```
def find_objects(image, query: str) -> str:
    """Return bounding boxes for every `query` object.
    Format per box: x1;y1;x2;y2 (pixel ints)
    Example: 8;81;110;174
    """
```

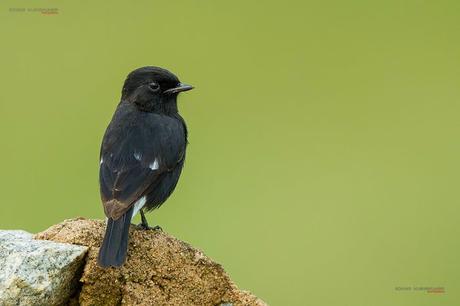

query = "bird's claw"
136;223;162;231
152;225;162;231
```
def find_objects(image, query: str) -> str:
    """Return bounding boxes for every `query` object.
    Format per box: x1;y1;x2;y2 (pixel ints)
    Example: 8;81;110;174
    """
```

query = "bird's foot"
137;209;162;231
152;225;162;231
136;223;162;231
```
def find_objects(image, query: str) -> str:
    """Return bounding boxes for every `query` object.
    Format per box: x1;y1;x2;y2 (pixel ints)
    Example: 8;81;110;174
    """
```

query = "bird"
97;66;193;267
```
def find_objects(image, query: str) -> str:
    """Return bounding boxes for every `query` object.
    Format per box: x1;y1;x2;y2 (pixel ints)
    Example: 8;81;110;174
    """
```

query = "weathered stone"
35;218;266;306
0;230;88;306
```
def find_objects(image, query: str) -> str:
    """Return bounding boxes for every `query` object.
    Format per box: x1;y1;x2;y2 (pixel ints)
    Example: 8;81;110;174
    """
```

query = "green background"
1;1;459;305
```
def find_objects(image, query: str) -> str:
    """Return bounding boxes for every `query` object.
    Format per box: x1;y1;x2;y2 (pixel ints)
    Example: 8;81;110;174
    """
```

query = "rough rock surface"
0;230;88;306
35;218;266;306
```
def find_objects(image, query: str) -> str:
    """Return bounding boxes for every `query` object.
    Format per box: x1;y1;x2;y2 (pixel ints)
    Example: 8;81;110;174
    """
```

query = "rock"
35;218;266;306
0;230;88;306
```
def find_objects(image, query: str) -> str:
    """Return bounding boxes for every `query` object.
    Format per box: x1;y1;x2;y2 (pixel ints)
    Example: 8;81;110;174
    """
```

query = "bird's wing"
99;109;186;220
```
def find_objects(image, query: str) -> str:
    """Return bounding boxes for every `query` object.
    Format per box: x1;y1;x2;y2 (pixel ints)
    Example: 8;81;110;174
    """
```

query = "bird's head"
121;66;193;113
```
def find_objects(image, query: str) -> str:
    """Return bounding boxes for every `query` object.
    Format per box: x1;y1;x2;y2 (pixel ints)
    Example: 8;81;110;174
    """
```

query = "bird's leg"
137;209;162;231
140;209;149;228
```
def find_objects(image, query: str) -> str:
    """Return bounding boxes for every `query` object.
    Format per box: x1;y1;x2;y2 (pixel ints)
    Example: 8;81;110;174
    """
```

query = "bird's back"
99;101;187;219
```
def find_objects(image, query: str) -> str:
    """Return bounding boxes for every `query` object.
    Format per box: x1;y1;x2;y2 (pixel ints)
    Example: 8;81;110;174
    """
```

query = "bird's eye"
148;82;160;92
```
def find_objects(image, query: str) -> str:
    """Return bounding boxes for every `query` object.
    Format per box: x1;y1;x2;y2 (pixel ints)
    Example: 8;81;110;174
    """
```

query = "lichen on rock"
34;218;266;306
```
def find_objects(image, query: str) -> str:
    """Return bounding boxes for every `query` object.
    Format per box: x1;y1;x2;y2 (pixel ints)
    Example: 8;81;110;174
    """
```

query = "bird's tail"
98;206;134;267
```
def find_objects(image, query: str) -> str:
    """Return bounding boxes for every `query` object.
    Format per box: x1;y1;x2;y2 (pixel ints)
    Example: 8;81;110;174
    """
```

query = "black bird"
97;66;193;267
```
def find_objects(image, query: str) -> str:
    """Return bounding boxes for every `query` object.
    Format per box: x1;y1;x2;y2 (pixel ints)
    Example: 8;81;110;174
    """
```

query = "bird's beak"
164;83;194;94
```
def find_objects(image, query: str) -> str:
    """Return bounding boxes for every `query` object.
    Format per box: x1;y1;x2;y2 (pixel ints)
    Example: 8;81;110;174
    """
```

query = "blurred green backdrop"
1;1;459;305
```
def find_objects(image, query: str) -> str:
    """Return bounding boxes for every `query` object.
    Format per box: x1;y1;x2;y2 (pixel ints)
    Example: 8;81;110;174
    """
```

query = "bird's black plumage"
97;66;193;267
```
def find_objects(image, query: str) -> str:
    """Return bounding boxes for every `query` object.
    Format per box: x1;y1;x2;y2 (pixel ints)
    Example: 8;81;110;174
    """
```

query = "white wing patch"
149;158;159;170
132;196;146;220
100;157;103;165
134;152;142;161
